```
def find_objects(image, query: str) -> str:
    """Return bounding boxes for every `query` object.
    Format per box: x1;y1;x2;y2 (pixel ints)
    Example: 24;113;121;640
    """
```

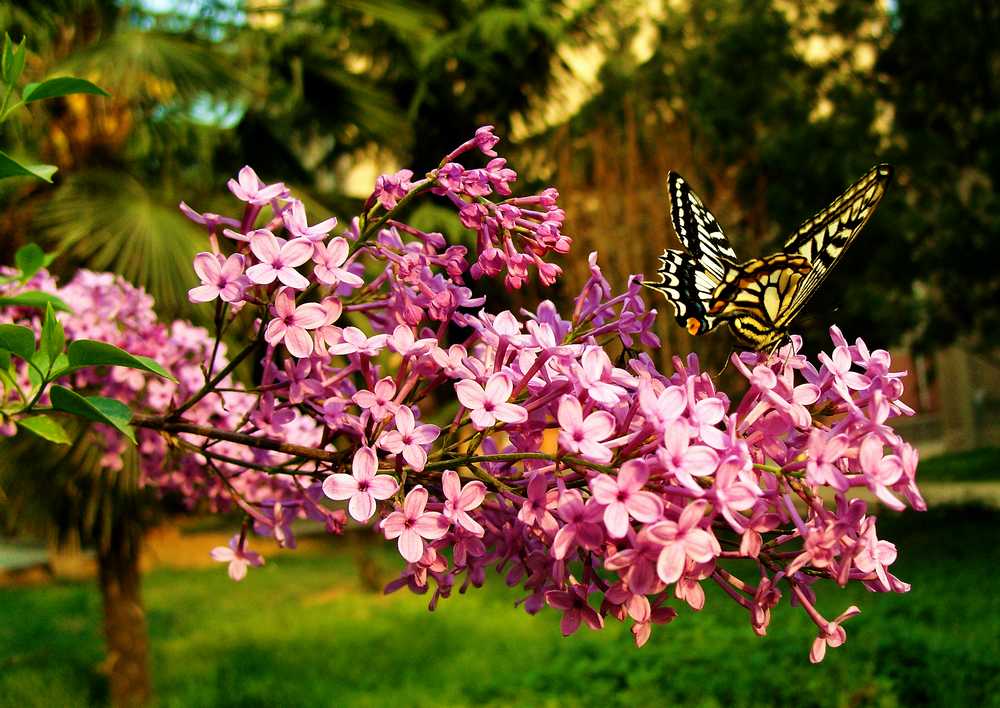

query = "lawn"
1;504;998;708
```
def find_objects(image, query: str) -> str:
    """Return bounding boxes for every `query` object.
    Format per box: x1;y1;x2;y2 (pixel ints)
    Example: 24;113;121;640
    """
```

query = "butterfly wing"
707;254;812;350
778;163;893;326
644;249;723;336
644;172;740;335
667;171;739;280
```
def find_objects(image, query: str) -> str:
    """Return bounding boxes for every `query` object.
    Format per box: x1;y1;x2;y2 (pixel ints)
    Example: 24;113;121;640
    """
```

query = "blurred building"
893;347;1000;456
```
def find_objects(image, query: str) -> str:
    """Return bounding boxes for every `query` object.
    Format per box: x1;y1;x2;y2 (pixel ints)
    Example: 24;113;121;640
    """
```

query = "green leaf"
0;349;10;371
64;340;177;382
0;150;57;182
22;77;110;103
14;243;45;282
0;324;35;360
0;290;72;312
40;304;65;364
49;385;135;443
17;414;71;444
2;34;26;87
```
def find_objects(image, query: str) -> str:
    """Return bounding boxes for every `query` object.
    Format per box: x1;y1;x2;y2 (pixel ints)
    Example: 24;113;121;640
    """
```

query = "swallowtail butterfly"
642;164;893;351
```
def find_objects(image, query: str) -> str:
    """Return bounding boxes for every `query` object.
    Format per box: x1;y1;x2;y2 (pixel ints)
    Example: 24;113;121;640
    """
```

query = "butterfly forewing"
779;163;893;324
667;172;738;280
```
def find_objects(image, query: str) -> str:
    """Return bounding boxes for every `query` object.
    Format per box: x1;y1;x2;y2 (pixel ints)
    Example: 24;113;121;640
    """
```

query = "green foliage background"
0;0;995;359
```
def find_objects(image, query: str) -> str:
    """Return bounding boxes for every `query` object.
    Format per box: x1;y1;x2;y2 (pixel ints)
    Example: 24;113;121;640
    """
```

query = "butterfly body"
643;164;892;351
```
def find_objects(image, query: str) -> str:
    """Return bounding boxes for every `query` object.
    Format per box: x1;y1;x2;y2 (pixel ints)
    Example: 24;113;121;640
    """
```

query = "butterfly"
642;164;893;351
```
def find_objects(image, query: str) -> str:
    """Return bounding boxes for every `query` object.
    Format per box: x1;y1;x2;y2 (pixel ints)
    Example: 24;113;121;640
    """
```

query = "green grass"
2;505;999;708
919;446;1000;482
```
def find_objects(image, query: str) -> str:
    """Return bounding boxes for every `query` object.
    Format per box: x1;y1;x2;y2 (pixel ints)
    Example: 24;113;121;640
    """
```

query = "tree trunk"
97;534;152;707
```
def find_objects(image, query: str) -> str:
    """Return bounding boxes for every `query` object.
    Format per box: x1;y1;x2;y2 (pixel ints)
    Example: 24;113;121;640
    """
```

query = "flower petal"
348;492;375;522
413;511;448;539
398;529;424;563
368;475;399;500
323;473;359;500
281;238;315;267
283;326;314;358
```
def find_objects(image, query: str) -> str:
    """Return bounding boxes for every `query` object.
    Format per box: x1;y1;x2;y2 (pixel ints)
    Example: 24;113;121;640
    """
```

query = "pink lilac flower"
327;327;389;357
322;446;398;522
210;535;264;581
639;383;686;429
551;489;604;560
179;202;240;231
264;287;327;357
246;231;314;289
441;469;487;536
590;460;663;538
647;500;719;584
227;166;286;205
381;485;448;563
805;430;851;491
556;395;616;463
387;324;436;357
810;605;860;664
858;435;905;511
854;518;898;589
378;406;440;472
373;169;413;209
575;346;628;405
545;583;604;636
710;457;760;531
188;253;246;303
454;373;527;429
517;473;558;535
474;125;499;156
352;377;399;420
604;527;664;596
656;420;719;493
313;237;364;288
282;199;338;241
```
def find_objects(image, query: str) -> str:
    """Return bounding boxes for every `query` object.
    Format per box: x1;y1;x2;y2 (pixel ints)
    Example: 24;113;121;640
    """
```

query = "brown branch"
132;413;348;465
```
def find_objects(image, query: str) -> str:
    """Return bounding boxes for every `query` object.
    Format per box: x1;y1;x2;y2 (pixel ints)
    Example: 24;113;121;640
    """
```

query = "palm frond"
36;169;207;317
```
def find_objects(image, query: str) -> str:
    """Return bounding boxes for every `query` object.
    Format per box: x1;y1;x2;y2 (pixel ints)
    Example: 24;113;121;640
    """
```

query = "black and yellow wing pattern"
643;164;893;350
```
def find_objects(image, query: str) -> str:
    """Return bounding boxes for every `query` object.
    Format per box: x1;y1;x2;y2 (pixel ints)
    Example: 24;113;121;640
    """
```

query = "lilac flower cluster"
0;269;346;540
1;127;926;662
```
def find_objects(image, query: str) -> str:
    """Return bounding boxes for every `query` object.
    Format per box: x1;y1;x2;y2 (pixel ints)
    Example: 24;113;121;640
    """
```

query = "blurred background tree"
1;2;998;704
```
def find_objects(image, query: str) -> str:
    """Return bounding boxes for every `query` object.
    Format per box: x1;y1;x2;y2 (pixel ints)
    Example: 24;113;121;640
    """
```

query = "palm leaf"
36;169;207;317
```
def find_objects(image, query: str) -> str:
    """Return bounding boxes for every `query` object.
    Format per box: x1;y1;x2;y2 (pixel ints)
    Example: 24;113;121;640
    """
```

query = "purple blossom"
556;395;616;463
246;231;313;289
264;286;327;357
381;485;448;563
378;407;440;472
282;199;338;241
210;535;264;581
227;166;286;205
313;237;364;288
323;446;398;522
647;500;719;584
455;373;527;429
590;461;664;538
441;470;487;536
189;252;246;303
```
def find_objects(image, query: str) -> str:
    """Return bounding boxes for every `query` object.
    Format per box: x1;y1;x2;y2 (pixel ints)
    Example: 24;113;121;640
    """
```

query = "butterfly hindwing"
667;172;738;280
707;254;812;350
644;249;722;336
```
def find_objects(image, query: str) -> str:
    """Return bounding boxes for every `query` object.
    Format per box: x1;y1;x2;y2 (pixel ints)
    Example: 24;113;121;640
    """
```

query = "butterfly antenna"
713;349;733;377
